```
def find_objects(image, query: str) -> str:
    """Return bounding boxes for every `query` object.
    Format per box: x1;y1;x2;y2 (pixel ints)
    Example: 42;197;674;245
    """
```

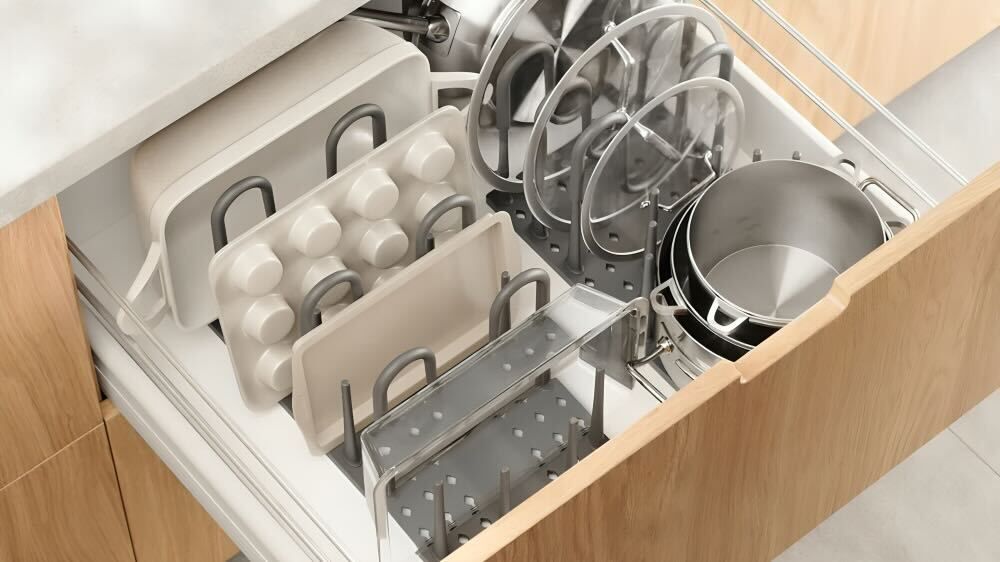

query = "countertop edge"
0;1;366;230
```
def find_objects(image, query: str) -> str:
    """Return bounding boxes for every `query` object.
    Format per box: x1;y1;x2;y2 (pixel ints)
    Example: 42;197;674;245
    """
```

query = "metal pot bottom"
705;243;839;320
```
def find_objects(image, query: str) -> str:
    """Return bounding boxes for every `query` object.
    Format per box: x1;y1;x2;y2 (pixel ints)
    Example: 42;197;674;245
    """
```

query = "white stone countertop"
0;0;365;228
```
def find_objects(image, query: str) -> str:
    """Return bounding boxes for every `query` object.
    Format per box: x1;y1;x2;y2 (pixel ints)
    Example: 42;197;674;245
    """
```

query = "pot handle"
116;242;168;335
706;298;747;335
838;158;919;226
859;177;919;227
650;279;688;317
633;280;683;367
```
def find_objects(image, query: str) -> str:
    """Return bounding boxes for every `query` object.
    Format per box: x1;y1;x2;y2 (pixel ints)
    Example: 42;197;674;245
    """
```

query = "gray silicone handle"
488;268;551;341
298;269;364;336
414;194;476;259
325;103;388;178
211;176;277;253
495;43;554;178
372;347;438;419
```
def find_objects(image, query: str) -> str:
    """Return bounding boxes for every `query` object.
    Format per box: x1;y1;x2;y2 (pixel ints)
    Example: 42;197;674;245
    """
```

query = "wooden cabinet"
0;198;236;562
103;402;239;562
0;426;135;562
0;198;102;487
452;165;1000;560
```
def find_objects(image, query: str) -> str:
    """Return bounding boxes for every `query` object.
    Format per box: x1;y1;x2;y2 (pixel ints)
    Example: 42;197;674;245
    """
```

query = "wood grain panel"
712;0;1000;137
0;425;135;562
102;402;239;562
453;164;1000;560
0;197;101;488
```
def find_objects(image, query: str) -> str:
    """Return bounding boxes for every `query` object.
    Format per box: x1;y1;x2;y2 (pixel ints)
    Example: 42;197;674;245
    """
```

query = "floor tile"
951;389;1000;475
776;430;1000;562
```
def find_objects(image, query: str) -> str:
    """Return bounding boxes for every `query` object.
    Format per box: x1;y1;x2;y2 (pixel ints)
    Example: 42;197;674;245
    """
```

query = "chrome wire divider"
751;0;967;187
697;0;939;207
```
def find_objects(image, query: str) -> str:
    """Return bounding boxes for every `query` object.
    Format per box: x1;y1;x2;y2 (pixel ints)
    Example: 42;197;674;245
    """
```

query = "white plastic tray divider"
209;105;483;409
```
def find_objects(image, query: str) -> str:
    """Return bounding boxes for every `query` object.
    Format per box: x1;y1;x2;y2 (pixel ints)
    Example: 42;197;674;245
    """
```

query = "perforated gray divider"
392;378;595;558
486;152;710;304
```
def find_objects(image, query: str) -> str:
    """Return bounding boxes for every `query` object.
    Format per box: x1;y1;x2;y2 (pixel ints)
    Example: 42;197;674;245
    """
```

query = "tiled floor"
778;29;1000;561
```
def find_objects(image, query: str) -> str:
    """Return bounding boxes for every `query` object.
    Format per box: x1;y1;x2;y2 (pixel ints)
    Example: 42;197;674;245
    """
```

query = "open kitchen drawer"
55;1;997;560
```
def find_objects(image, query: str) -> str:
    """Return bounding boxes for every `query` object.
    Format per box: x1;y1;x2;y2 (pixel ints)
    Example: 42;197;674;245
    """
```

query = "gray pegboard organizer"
416;434;594;560
387;378;596;559
275;393;369;491
487;192;678;303
488;190;644;303
487;149;713;304
363;310;587;475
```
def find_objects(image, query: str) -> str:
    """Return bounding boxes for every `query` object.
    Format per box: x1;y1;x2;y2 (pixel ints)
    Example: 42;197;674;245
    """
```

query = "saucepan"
686;158;888;336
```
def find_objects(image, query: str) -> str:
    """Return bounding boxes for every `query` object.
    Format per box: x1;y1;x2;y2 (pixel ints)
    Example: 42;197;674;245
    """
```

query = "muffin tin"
208;106;485;408
292;212;521;452
121;21;476;332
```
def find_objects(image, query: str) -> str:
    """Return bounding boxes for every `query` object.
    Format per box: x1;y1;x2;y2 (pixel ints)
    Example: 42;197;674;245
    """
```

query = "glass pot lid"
466;0;700;193
581;76;745;261
520;3;729;230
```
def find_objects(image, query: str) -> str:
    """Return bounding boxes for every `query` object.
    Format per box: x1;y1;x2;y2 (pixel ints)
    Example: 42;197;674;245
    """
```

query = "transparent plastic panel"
361;285;629;478
361;286;659;561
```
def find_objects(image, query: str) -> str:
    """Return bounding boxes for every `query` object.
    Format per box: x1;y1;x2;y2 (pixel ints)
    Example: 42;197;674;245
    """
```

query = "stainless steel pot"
648;201;749;378
687;159;886;332
662;203;767;350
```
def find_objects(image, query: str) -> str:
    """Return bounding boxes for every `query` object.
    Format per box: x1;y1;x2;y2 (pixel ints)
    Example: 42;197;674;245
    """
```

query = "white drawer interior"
58;11;946;561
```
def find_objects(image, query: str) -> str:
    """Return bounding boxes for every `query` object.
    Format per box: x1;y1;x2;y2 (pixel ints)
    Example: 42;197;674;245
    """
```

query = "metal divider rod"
697;0;939;206
752;0;966;186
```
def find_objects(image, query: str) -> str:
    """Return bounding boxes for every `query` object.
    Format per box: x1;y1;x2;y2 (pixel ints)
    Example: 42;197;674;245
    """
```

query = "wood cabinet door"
450;165;1000;561
0;198;101;487
103;402;240;562
0;426;135;562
